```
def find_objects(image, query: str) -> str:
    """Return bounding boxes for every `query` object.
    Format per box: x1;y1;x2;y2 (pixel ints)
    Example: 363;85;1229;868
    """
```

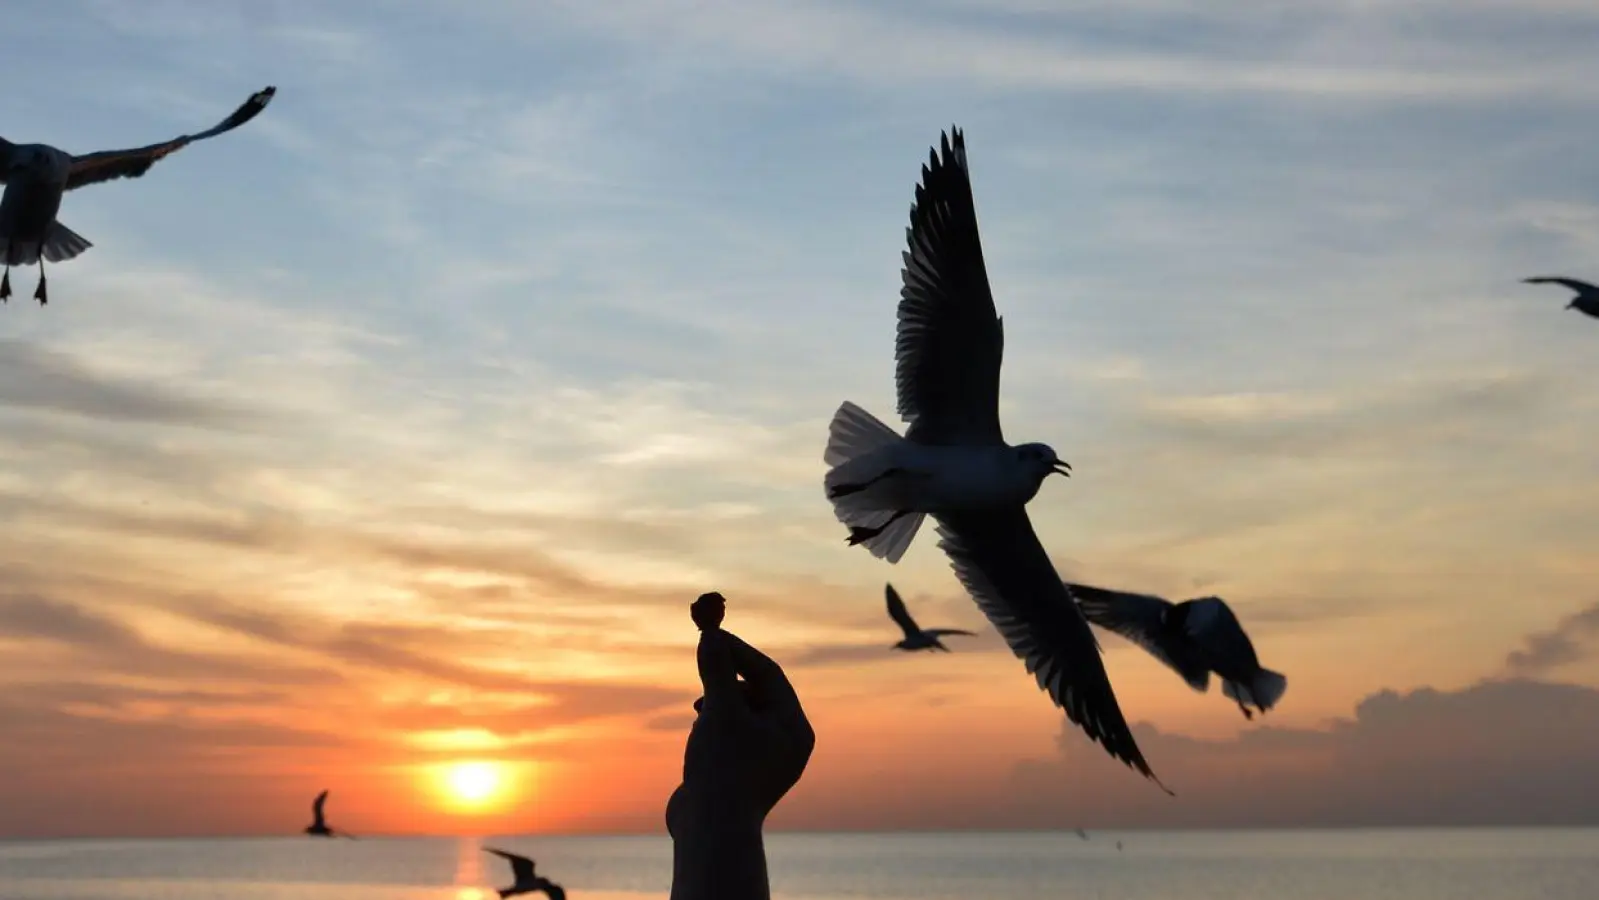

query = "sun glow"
430;760;513;813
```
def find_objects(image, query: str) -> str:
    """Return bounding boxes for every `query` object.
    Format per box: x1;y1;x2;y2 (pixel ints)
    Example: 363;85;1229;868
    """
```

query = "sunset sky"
5;0;1599;839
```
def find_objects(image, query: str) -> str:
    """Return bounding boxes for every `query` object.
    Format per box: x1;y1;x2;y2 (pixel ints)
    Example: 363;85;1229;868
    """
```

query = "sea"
0;828;1595;900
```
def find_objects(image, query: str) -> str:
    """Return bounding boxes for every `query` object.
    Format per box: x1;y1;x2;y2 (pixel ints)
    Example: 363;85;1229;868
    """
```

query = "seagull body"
485;848;565;899
303;789;353;839
822;128;1166;791
1523;276;1599;319
1069;583;1287;720
0;85;275;305
884;582;976;651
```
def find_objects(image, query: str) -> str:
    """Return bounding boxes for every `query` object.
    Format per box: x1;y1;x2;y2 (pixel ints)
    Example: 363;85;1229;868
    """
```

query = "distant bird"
1069;583;1287;720
884;583;976;652
1523;276;1599;319
0;85;276;305
1075;828;1089;840
303;789;353;839
485;848;565;900
821;127;1166;792
1116;841;1123;852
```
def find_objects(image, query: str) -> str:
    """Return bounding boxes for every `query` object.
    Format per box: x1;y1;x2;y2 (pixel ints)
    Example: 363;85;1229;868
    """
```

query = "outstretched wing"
310;789;328;826
923;628;977;637
1069;584;1213;692
485;847;536;883
1524;276;1598;294
936;510;1170;792
884;583;921;638
896;127;1006;446
65;86;275;191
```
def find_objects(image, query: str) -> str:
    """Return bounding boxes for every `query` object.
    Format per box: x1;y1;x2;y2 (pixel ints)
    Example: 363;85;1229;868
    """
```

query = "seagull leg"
1237;700;1254;721
847;509;911;545
827;468;904;499
33;259;47;305
1;266;10;301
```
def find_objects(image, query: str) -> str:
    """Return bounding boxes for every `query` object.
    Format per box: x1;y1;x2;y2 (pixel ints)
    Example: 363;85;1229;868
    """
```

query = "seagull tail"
823;400;902;468
823;401;925;562
1223;668;1287;712
42;221;93;263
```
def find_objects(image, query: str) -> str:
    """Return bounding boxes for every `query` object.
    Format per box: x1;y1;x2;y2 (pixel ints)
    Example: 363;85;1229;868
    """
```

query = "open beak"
1050;460;1072;477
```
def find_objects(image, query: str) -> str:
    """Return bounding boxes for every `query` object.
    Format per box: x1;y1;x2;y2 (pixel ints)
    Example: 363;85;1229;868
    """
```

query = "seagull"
884;582;976;652
1523;276;1599;319
1075;828;1089;840
485;848;565;900
0;85;275;305
1069;583;1287;720
303;789;354;839
821;127;1167;792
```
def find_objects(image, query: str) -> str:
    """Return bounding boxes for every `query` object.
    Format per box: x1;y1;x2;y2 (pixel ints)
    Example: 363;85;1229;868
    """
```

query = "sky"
4;0;1599;838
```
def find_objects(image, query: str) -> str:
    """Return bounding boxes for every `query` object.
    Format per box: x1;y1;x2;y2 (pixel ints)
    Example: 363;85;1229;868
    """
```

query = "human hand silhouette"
668;592;815;900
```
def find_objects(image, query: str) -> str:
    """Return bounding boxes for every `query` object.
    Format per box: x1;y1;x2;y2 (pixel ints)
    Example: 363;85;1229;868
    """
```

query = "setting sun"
428;761;516;814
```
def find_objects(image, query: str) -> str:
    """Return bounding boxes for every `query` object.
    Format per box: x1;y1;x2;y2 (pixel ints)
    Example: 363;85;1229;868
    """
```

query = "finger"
695;629;748;717
721;632;795;703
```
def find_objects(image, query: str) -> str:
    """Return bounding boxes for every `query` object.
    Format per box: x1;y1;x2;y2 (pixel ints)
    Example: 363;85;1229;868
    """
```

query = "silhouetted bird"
884;583;975;651
1523;276;1599;319
822;127;1167;793
485;848;565;899
304;789;353;838
0;85;275;304
1075;828;1089;840
1069;583;1287;720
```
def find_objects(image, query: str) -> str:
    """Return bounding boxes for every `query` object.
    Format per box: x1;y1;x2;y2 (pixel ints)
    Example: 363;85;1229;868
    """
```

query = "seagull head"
1013;442;1070;481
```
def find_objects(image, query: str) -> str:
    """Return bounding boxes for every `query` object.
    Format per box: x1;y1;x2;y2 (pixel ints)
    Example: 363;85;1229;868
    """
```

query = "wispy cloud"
1504;602;1599;676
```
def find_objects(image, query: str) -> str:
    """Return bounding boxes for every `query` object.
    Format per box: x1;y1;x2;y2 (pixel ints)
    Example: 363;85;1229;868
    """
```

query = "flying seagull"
485;848;565;900
0;85;276;305
821;127;1168;792
1069;583;1287;720
884;582;975;652
1523;276;1599;319
304;789;354;839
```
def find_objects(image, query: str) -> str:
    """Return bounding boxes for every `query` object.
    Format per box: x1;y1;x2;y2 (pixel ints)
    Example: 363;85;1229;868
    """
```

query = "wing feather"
895;128;1005;446
1069;584;1213;692
936;511;1169;790
65;86;276;191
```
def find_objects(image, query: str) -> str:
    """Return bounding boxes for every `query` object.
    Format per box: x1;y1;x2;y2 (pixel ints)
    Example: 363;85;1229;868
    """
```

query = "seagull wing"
1070;584;1213;692
936;511;1169;790
896;127;1006;447
1181;597;1263;670
923;628;978;637
0;137;14;184
64;86;275;191
1523;276;1598;295
485;848;537;884
884;583;922;638
310;790;328;828
540;882;566;900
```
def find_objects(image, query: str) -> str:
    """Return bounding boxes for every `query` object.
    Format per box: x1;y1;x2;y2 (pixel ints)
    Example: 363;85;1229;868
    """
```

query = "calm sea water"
0;829;1594;900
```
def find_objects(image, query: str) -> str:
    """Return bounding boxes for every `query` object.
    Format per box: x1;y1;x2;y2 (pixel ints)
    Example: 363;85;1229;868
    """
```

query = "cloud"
998;679;1599;828
1504;602;1599;676
0;340;248;428
514;0;1599;103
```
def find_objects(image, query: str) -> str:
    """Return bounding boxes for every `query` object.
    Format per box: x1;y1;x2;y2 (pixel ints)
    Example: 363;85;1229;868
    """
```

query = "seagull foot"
846;525;883;545
1239;705;1254;721
0;270;9;301
33;277;46;305
826;467;903;500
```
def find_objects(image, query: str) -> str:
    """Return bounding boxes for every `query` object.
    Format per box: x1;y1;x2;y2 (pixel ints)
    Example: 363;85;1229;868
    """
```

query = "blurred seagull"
1523;276;1599;320
485;848;565;900
1069;583;1287;720
884;582;976;652
822;127;1167;792
304;789;354;839
0;85;275;304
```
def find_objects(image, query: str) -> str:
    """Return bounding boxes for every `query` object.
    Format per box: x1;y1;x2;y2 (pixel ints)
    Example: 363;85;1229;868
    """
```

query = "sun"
432;760;510;813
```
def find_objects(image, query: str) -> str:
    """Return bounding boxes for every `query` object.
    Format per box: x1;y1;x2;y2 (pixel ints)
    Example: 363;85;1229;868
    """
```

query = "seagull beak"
1050;460;1072;477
